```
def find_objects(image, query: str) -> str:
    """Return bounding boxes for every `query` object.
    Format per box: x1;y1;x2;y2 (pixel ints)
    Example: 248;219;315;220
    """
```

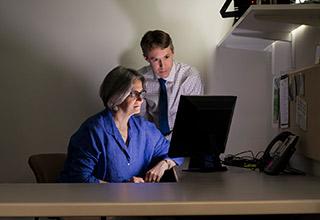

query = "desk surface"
1;167;320;217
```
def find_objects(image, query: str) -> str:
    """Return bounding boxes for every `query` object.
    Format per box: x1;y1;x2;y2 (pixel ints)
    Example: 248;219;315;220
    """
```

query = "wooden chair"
28;153;66;220
28;153;67;183
28;153;106;220
28;153;67;220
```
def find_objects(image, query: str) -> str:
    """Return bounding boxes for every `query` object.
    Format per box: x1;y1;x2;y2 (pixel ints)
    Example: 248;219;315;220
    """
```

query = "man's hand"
144;160;169;182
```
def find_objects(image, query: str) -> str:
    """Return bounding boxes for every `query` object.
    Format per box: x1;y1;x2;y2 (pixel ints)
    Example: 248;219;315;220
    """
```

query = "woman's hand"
145;160;169;182
128;176;145;183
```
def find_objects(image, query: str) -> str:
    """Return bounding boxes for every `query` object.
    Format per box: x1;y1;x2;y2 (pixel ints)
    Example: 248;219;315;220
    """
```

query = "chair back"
28;153;67;183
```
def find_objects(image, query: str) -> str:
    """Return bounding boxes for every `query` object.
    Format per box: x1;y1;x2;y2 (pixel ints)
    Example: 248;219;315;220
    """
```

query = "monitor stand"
183;154;228;172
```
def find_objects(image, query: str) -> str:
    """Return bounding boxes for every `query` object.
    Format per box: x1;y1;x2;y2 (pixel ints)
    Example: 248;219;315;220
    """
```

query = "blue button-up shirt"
60;109;177;183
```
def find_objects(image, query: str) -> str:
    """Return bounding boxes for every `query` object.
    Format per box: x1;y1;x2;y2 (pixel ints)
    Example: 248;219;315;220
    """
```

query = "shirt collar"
103;109;117;136
153;61;176;83
104;108;136;138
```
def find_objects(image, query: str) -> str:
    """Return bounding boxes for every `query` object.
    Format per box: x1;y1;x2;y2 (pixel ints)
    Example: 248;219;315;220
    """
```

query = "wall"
272;25;320;175
0;0;235;182
290;25;320;175
292;25;320;69
210;47;275;155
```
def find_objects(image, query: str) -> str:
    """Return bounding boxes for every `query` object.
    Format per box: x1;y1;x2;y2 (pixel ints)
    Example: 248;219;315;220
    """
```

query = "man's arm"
186;71;204;95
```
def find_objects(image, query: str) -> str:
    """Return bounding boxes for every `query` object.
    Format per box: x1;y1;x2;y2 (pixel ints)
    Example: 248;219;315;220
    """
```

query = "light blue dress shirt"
60;109;178;183
139;62;203;132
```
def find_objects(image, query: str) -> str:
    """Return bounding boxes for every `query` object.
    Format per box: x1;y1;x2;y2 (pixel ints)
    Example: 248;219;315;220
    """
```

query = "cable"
223;150;260;170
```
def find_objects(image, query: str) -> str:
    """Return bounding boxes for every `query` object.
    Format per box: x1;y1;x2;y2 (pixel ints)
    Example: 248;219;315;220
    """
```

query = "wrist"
161;160;170;170
164;159;173;170
165;159;177;169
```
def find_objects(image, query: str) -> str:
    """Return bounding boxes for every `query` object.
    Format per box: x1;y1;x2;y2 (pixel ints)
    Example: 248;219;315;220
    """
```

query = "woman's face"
118;79;145;116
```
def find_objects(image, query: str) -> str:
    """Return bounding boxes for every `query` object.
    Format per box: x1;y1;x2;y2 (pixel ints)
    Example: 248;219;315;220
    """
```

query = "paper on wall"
280;75;289;128
296;96;307;131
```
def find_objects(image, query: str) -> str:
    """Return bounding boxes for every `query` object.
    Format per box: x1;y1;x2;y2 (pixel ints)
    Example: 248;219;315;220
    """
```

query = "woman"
59;66;178;183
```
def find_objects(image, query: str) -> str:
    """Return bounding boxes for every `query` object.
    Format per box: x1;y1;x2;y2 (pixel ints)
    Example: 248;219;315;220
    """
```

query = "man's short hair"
140;30;174;57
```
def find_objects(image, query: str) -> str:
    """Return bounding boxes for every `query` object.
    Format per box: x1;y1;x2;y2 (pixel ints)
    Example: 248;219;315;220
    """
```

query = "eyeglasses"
128;90;146;99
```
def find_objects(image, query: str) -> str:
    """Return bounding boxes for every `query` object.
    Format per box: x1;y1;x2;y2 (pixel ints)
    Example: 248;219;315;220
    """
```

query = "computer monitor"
169;95;237;172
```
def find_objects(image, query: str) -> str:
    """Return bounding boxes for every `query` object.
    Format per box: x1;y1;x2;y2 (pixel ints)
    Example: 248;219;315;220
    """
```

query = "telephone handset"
259;131;299;175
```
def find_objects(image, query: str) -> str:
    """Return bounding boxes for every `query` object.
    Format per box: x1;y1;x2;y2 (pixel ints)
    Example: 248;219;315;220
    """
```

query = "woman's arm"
143;122;178;182
145;159;176;182
60;125;103;183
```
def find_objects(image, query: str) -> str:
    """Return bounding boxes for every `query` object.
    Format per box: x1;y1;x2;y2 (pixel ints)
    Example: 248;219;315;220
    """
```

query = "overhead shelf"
218;4;320;51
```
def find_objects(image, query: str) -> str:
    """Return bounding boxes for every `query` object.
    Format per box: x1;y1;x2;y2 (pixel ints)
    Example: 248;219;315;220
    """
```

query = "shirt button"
128;163;130;166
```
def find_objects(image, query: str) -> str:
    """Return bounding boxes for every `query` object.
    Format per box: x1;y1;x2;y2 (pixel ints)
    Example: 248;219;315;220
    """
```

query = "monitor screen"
169;95;237;172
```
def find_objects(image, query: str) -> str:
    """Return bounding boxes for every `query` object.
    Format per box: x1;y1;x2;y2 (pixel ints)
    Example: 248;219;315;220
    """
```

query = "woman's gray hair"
99;66;145;111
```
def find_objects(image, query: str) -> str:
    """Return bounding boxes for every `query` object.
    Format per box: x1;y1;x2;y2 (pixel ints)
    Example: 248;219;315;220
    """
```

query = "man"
139;30;203;138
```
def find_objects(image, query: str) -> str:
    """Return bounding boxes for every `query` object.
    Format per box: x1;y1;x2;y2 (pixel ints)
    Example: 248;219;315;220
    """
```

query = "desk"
0;167;320;217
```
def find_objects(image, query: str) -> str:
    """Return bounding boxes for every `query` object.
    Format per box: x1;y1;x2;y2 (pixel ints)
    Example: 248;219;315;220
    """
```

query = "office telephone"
259;131;299;175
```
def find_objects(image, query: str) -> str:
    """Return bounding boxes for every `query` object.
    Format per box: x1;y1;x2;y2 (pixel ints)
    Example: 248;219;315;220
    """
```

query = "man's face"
144;47;174;78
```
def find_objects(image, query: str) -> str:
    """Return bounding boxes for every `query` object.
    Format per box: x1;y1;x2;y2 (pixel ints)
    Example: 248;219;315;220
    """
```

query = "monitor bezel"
168;95;237;172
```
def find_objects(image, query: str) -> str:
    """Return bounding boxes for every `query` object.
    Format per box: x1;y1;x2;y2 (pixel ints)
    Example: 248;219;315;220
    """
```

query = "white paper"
296;96;307;131
280;75;289;128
